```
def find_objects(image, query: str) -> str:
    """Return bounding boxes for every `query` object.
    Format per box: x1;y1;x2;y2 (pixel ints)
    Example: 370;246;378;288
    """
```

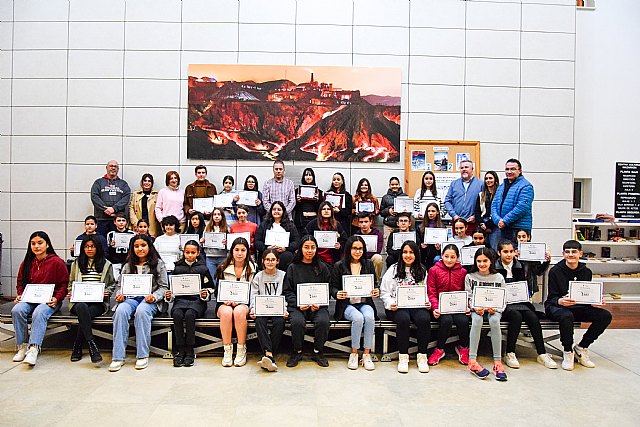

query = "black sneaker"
173;351;185;367
286;352;303;368
183;348;195;367
312;352;329;367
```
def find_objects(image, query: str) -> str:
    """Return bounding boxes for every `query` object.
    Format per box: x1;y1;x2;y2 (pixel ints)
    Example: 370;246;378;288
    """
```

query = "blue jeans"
112;298;159;360
206;256;225;279
12;301;60;347
344;303;375;350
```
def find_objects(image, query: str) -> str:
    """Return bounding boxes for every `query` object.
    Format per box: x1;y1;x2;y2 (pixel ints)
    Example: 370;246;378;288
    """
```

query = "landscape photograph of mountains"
188;64;401;162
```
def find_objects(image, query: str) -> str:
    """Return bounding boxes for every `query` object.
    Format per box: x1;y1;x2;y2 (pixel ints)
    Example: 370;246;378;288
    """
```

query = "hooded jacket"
380;187;408;228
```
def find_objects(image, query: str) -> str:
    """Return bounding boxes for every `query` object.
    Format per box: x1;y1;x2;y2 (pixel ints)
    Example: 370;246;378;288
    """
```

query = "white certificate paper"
238;191;258;206
471;286;506;310
396;285;427;308
180;234;200;248
314;231;338;249
460;245;484;265
505;281;530;304
569;281;603;305
226;232;251;250
21;284;55;304
193;197;214;213
357;201;375;213
254;295;286;316
114;232;133;250
299;185;318;200
342;274;374;298
170;274;201;296
217;280;250;304
355;234;378;253
297;283;330;306
392;231;416;250
265;230;290;247
423;228;448;244
324;192;344;208
71;282;105;303
120;274;153;296
393;197;413;213
416;201;430;217
438;291;468;314
518;242;547;262
213;193;234;208
204;232;225;249
74;239;83;256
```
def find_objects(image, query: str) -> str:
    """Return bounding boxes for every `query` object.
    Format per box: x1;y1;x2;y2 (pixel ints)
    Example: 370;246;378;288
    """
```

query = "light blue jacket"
491;175;534;230
444;176;483;219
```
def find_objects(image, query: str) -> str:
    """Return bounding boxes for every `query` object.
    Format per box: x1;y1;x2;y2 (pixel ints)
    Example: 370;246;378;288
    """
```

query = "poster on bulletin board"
405;141;480;219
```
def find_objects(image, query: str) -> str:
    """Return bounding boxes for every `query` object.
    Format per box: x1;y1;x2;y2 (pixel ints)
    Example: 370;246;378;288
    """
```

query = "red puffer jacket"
427;260;467;311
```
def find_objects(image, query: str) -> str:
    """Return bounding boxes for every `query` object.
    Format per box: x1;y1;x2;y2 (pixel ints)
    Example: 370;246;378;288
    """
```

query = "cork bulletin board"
404;140;481;202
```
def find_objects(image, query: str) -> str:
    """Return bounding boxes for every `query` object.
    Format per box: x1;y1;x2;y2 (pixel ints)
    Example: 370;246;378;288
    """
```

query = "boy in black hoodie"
379;177;408;254
544;240;612;370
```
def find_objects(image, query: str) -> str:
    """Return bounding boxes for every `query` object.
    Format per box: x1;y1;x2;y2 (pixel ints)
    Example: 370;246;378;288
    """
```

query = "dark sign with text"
615;162;640;219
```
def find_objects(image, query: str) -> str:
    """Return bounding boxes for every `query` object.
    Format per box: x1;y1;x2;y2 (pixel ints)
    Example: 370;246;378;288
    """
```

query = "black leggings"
386;308;431;354
172;308;199;346
502;307;545;354
70;302;104;342
255;316;285;355
436;313;469;349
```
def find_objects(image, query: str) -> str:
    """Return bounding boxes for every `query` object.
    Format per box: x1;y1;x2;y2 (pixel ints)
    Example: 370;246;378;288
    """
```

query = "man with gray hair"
262;160;296;219
444;159;483;234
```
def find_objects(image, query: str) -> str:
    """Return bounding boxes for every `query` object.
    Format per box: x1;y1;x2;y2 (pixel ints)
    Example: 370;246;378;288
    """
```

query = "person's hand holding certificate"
505;281;530;304
217;280;250;305
180;234;200;248
120;274;153;297
518;242;547;262
357;201;375;213
299;185;318;200
71;282;105;303
569;281;603;305
226;232;251;250
170;274;201;296
471;286;506;310
392;232;416;250
238;191;258;206
73;239;83;256
354;234;378;253
438;291;468;314
193;197;214;213
423;228;448;244
297;283;330;307
324;192;344;208
396;285;428;308
213;193;234;208
21;284;55;304
265;230;290;248
342;274;374;298
314;231;338;249
254;295;286;316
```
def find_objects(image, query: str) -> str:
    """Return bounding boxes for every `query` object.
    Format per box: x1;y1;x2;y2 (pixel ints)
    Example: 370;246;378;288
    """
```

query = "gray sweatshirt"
250;269;286;311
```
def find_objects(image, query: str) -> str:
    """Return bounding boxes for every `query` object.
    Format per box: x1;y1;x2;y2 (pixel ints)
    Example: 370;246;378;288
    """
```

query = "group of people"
9;158;612;379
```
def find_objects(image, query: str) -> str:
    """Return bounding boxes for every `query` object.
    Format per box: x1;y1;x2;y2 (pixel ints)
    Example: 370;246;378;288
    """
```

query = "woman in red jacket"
426;243;470;366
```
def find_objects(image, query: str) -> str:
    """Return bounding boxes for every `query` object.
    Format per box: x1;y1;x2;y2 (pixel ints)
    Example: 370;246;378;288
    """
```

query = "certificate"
569;281;603;305
357;201;375;213
180;234;200;248
238;191;258;206
160;254;178;270
392;231;416;250
393;197;413;213
471;286;506;310
213;193;234;208
120;274;153;296
170;274;201;296
297;283;330;306
441;240;465;254
396;285;427;308
505;281;530;304
71;282;105;303
114;232;133;250
192;197;214;213
226;232;251;250
204;232;225;249
299;185;318;200
342;274;374;298
314;231;338;249
217;280;250;304
254;295;286;316
73;239;83;256
460;245;484;265
355;234;378;253
324;192;344;208
518;242;547;262
265;230;290;247
438;291;468;314
423;228;448;244
416;201;431;217
21;284;55;304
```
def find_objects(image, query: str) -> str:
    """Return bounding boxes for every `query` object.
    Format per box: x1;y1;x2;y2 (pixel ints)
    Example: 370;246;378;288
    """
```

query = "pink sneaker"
428;348;445;366
455;345;469;365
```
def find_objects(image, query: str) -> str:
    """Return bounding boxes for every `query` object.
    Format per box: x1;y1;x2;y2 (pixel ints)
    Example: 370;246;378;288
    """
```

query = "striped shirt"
262;177;296;219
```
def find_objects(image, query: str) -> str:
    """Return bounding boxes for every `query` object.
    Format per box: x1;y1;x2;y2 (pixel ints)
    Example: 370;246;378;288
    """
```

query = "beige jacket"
129;188;160;236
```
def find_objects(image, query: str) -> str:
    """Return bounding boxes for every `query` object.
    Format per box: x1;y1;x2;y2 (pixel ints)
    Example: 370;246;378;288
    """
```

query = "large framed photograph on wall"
188;64;401;162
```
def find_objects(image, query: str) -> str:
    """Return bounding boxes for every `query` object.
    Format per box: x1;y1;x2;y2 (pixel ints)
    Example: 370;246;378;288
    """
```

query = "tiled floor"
1;330;639;427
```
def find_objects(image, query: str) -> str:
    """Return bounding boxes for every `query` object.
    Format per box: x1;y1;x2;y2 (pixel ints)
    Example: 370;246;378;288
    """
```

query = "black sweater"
171;258;214;301
254;220;300;254
544;259;592;309
283;261;331;311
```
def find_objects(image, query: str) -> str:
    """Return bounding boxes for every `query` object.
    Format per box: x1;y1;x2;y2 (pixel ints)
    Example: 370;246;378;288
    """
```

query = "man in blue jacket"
444;159;483;234
491;159;534;244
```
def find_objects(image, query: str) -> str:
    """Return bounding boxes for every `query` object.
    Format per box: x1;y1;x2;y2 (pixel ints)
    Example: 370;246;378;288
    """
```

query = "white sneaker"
234;344;247;367
13;343;28;362
574;345;596;368
504;352;520;369
562;351;574;371
23;346;39;366
398;353;409;373
417;353;429;373
109;360;125;372
348;353;359;370
135;357;148;370
222;344;234;367
537;353;558;369
362;353;375;371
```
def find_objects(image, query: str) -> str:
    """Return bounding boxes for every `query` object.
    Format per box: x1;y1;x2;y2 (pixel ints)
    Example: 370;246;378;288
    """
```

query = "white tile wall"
1;0;577;283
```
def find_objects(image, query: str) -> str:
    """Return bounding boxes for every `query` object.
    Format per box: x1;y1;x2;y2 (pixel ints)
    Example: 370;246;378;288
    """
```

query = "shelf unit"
573;219;640;303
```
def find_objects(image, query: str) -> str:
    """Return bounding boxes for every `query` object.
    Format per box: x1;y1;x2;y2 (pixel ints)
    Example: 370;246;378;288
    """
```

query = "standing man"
262;160;296;220
491;158;534;244
183;165;217;219
444;159;483;234
90;160;131;237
